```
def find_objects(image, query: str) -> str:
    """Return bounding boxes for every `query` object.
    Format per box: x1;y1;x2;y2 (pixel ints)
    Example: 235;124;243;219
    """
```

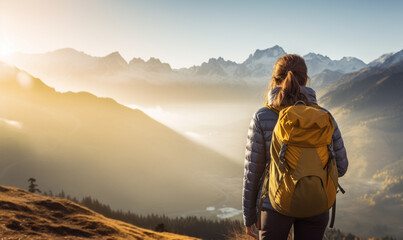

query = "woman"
242;54;348;240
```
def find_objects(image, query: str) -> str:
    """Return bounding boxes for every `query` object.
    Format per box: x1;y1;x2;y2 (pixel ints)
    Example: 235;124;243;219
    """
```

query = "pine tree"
27;178;41;193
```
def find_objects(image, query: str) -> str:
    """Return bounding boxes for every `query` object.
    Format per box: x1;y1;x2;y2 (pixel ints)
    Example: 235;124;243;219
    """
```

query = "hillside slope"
320;61;403;115
0;185;199;239
0;62;242;216
316;60;403;238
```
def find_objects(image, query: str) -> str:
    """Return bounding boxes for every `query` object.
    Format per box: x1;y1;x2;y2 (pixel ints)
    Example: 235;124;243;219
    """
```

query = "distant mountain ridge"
320;59;403;113
304;53;367;76
9;45;390;81
5;45;402;110
310;49;403;92
369;49;403;68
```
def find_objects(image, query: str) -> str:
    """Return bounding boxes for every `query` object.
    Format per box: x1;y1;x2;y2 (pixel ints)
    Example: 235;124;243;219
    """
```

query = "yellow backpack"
259;102;343;228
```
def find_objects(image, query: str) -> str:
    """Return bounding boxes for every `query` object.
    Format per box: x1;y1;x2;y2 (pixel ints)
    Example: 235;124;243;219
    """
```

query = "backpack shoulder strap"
329;199;337;228
266;105;280;115
329;184;346;228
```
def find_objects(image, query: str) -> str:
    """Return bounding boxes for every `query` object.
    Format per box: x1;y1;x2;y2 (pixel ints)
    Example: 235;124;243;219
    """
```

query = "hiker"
242;54;348;240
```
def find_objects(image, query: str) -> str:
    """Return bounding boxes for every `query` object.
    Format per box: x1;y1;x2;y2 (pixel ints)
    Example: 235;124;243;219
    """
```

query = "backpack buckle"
327;144;336;160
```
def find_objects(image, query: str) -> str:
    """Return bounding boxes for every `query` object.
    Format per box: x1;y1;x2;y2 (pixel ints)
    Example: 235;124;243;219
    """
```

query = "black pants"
259;209;329;240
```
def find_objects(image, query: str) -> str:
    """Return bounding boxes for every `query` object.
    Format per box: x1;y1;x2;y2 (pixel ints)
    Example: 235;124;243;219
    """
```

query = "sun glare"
0;43;13;59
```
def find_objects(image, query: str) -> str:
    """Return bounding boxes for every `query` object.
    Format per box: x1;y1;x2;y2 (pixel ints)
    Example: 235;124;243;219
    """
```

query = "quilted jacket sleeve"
332;118;348;177
242;112;267;227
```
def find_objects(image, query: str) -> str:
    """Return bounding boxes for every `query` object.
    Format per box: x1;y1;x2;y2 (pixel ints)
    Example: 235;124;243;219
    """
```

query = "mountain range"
8;45;374;81
187;46;369;79
311;49;403;93
7;45;400;107
320;58;403;117
6;45;402;106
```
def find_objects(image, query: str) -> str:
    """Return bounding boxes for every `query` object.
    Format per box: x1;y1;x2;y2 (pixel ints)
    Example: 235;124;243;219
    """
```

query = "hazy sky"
0;0;402;68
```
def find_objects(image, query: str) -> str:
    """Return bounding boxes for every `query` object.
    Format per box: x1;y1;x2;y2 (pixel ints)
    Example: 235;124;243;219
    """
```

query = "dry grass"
0;185;199;240
225;226;294;240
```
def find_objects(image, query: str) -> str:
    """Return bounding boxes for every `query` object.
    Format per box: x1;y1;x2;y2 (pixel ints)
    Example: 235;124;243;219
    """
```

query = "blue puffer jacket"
242;86;349;227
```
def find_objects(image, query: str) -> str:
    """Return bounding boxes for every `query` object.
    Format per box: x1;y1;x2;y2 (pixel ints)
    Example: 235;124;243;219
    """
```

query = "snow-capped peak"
247;45;286;61
303;53;331;62
340;57;353;61
369;53;393;66
369;50;403;67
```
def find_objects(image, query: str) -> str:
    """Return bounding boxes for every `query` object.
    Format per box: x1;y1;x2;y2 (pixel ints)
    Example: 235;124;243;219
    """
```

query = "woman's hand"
245;222;258;239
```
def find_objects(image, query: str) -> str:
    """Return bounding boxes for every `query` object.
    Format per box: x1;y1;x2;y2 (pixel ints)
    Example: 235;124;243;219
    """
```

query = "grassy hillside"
0;185;200;239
